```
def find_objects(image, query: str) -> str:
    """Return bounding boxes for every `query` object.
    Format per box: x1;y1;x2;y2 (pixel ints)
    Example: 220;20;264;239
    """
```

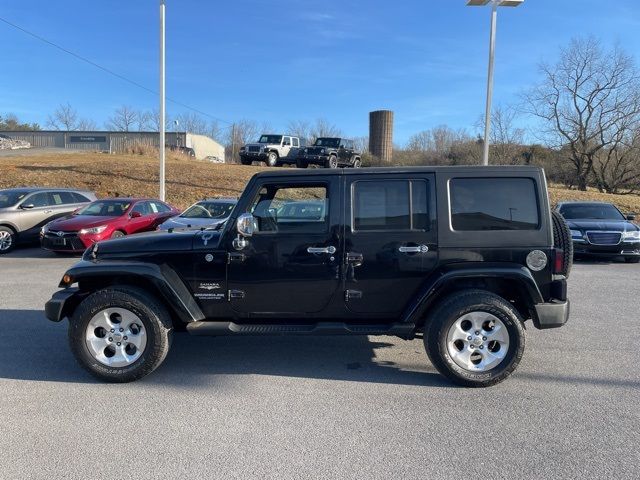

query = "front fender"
50;260;204;323
401;264;544;325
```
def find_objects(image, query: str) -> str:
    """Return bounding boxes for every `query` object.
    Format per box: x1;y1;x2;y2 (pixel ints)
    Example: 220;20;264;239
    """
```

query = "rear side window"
72;192;92;203
450;178;539;231
51;191;77;205
353;180;429;231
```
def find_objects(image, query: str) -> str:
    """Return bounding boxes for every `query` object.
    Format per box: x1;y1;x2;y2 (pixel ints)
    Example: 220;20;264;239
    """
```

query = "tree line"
1;36;639;194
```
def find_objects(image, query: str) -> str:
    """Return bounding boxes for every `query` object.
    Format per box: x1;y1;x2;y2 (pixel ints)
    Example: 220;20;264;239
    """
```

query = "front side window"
352;180;429;231
258;135;282;144
24;192;50;208
249;184;328;233
450;178;539;231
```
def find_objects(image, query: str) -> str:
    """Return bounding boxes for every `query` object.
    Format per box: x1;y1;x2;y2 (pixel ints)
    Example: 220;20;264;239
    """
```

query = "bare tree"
353;136;369;154
593;129;640;194
47;102;79;130
135;111;153;131
150;109;173;131
106;105;138;132
287;119;313;144
175;112;209;135
76;118;97;130
309;118;342;143
224;119;267;163
476;105;525;165
524;37;640;190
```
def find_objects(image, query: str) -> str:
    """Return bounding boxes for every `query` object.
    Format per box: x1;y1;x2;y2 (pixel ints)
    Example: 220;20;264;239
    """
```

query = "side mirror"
627;214;636;221
237;213;256;237
130;211;142;218
20;204;35;210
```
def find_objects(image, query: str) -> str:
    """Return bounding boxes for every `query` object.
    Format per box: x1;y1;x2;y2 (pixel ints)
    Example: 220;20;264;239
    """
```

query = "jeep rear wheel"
352;158;362;168
424;290;525;387
266;152;279;167
68;287;173;382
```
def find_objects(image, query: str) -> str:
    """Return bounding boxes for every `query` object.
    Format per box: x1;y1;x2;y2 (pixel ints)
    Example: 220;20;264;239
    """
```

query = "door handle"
398;245;429;253
44;210;53;214
307;246;336;254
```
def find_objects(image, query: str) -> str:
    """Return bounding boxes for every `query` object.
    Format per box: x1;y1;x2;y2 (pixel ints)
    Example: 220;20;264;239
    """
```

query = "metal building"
0;130;225;162
369;110;394;163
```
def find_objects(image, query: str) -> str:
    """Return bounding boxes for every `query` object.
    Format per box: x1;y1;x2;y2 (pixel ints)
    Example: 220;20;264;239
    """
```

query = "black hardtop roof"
253;165;544;179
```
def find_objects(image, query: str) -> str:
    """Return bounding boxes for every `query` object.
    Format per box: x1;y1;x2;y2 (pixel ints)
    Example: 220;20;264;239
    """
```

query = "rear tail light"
553;249;564;274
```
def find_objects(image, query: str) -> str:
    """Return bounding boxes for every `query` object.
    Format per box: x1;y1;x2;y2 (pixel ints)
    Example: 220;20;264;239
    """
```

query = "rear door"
226;177;341;316
343;173;438;316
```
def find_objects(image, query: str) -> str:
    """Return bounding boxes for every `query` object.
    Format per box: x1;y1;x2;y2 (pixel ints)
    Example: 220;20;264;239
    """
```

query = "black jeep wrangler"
297;137;362;169
45;166;572;387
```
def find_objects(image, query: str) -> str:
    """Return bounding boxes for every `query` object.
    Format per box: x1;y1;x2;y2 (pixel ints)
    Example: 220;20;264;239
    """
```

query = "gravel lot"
0;247;638;479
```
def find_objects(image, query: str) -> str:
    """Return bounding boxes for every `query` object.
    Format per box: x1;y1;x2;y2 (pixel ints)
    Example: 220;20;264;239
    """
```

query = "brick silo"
369;110;394;163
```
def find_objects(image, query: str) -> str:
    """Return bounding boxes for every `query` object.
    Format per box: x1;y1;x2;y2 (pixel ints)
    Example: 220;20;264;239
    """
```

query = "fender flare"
401;265;543;325
53;260;204;323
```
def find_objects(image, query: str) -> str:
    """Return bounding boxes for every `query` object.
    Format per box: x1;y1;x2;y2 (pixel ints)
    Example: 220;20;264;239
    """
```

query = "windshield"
560;204;625;220
181;201;236;219
76;200;131;217
0;190;29;208
258;135;282;144
314;138;340;148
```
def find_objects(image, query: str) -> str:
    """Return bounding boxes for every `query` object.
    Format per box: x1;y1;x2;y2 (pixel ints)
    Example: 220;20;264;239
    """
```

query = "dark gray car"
0;187;97;254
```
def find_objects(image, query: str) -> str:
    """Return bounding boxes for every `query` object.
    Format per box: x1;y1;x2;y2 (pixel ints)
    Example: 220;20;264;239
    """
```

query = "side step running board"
186;321;416;338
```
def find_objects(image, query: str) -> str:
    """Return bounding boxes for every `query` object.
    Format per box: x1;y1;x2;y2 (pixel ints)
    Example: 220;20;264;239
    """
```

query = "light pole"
467;0;523;166
159;0;166;200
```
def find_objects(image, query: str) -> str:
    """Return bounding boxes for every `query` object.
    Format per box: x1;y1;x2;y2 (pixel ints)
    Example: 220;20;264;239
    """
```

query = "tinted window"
250;185;328;233
77;200;131;216
559;204;624;220
51;191;77;205
0;190;29;208
353;180;429;231
182;201;234;219
25;192;50;208
450;178;539;231
132;202;150;216
292;138;299;147
72;192;92;203
150;201;171;213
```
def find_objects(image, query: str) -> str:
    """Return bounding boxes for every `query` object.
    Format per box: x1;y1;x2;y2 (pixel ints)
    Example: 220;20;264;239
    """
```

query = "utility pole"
159;0;166;200
231;123;236;163
482;0;498;166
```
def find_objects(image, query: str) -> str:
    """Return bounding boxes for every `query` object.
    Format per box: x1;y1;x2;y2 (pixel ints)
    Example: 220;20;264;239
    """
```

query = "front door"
226;177;341;317
343;174;438;316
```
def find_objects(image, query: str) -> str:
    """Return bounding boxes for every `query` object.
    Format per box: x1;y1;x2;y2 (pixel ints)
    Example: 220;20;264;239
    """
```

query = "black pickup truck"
45;166;572;387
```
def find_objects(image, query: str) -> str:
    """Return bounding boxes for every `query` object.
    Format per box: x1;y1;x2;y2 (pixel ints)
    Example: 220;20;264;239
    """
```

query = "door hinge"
227;252;245;264
345;289;363;302
228;290;245;300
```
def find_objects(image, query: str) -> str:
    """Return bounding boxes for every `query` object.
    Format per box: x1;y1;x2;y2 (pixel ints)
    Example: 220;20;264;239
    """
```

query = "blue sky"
2;0;640;144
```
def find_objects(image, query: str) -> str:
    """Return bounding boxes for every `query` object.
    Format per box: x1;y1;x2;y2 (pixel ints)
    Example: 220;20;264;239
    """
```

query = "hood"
158;216;226;231
48;215;118;231
566;219;639;231
92;230;199;257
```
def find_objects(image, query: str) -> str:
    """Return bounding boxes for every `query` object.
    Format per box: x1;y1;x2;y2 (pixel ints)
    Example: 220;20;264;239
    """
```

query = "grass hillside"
1;152;639;213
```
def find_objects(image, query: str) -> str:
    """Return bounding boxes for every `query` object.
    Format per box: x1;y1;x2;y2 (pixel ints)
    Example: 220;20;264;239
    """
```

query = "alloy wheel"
85;307;147;367
446;311;510;372
0;230;13;251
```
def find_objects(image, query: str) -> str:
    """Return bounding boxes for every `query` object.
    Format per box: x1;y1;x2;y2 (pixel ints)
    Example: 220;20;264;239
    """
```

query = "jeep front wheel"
424;290;525;387
68;287;173;382
327;155;338;168
266;152;278;167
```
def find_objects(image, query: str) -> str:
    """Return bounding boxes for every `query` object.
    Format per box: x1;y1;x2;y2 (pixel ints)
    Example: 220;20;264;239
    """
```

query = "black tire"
625;257;640;263
352;158;362;168
266;151;278;167
240;157;252;166
0;225;16;254
297;160;308;169
111;230;125;239
551;210;573;277
68;287;173;382
424;290;525;388
326;155;338;169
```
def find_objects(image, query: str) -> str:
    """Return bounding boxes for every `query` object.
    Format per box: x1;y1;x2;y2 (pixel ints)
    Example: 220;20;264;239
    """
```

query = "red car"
41;198;179;253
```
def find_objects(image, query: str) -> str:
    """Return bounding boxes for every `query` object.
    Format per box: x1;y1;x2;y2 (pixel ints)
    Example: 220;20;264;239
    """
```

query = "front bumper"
240;152;267;160
45;287;81;322
299;154;329;165
572;239;640;257
41;232;91;253
533;299;570;329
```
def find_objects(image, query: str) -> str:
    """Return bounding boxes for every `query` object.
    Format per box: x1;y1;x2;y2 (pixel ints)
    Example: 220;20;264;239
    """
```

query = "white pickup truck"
239;134;303;167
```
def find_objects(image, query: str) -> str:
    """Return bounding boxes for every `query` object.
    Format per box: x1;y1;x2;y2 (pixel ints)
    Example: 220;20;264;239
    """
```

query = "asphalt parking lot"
0;247;638;479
